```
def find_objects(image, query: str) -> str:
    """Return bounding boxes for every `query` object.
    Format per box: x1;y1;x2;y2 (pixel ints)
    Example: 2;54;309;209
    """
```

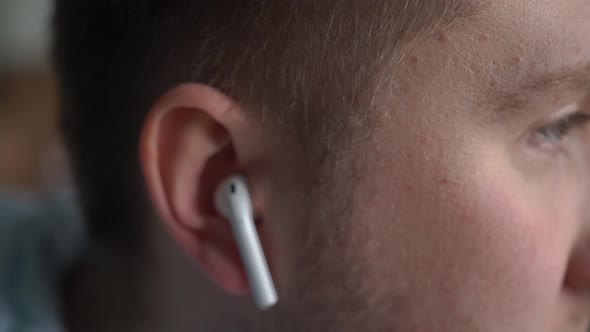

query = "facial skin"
139;0;590;331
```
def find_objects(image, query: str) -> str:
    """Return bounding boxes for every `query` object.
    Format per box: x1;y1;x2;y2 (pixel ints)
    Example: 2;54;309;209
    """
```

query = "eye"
529;113;590;147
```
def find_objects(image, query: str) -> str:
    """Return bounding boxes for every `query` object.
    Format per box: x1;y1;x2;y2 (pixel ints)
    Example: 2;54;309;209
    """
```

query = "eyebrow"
492;60;590;117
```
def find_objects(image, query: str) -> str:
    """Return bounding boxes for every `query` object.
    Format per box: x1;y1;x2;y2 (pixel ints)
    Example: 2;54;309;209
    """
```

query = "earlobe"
139;83;252;295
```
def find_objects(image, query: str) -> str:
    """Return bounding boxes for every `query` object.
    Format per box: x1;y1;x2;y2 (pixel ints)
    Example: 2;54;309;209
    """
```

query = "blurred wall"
0;0;52;71
0;0;61;190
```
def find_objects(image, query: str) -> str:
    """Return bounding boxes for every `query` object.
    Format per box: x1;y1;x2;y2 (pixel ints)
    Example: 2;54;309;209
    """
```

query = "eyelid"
553;103;580;119
538;102;588;137
529;111;590;149
522;103;579;133
566;113;590;129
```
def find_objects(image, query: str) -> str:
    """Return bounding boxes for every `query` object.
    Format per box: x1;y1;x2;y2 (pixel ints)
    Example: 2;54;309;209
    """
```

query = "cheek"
349;143;569;330
454;171;567;294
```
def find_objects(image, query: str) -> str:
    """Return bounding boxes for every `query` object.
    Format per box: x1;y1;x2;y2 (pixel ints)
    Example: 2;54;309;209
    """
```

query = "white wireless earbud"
214;175;278;310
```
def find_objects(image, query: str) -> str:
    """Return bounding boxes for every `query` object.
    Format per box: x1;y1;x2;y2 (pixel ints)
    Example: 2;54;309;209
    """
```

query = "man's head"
53;0;590;331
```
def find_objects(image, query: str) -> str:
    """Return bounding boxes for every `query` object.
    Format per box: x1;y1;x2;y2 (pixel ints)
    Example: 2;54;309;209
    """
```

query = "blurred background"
0;0;66;193
0;2;87;330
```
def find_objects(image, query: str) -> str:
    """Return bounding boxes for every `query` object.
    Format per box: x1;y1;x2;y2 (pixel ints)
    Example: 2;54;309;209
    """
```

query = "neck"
60;235;151;332
60;245;146;332
62;217;242;332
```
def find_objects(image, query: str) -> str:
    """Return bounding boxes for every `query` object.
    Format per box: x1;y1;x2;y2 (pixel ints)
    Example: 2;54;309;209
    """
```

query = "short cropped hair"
52;0;477;252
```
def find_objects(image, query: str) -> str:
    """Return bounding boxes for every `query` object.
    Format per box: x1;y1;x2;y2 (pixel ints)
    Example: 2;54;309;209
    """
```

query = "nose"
564;241;590;292
565;193;590;293
563;136;590;292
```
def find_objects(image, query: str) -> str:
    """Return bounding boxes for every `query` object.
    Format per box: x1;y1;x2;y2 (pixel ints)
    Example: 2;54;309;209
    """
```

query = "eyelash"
534;112;590;144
